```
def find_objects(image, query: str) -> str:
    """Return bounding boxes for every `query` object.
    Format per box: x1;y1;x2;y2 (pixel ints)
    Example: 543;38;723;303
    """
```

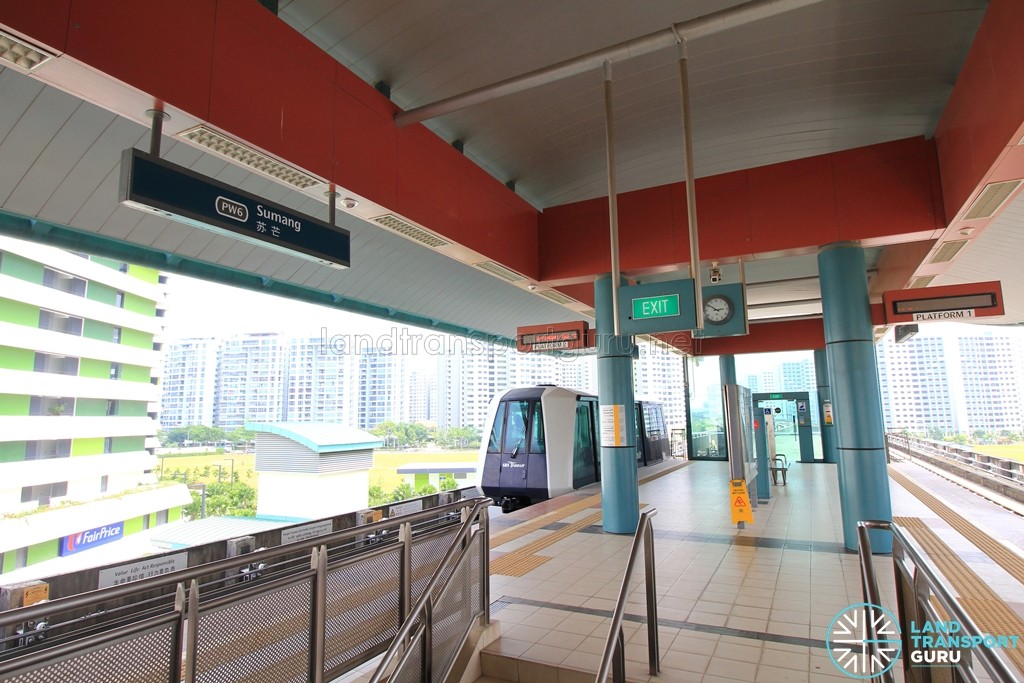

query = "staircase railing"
857;520;1020;683
595;508;659;683
369;499;491;683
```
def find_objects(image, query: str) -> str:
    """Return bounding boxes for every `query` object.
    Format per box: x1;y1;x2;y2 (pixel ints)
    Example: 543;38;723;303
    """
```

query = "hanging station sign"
883;281;1003;324
119;148;350;268
516;321;592;353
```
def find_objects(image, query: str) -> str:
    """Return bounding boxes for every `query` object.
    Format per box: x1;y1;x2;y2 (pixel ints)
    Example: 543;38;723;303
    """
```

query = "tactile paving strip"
889;468;1024;584
488;459;688;550
893;516;1024;676
491;511;605;576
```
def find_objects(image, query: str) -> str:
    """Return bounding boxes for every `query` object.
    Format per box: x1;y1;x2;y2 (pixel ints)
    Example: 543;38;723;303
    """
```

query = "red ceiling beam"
539;137;944;284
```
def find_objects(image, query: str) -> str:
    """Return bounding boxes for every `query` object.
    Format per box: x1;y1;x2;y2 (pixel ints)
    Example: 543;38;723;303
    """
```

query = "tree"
390;482;415;502
184;481;257;519
368;483;389;507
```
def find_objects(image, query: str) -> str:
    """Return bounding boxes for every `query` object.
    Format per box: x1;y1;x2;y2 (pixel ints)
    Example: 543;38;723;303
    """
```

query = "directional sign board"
617;279;697;335
119;148;350;268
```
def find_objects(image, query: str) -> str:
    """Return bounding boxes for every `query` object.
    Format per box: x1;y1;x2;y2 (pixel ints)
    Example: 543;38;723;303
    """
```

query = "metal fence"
0;497;491;683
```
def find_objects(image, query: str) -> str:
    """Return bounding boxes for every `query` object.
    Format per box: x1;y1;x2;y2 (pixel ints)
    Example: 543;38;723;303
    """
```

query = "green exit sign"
769;393;783;399
632;294;680;320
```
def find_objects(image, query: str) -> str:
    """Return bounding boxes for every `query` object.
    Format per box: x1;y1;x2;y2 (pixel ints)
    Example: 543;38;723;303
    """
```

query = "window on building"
114;290;125;308
21;481;68;506
106;400;119;416
112;326;122;343
110;363;122;380
25;440;71;460
156;509;169;526
104;437;114;454
42;267;87;296
100;475;108;493
38;309;84;336
15;547;27;570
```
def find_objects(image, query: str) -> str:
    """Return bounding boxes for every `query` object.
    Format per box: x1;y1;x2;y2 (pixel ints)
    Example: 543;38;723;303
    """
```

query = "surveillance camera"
342;198;359;209
710;268;722;283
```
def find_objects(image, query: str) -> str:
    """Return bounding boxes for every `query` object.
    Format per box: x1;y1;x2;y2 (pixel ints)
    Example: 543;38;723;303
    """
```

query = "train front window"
529;402;545;453
503;400;530;453
487;403;505;453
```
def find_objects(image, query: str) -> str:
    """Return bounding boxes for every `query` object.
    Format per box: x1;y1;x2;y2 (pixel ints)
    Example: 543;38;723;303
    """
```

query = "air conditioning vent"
179;125;321;189
928;240;969;265
963;180;1022;220
538;289;576;305
909;275;935;289
474;261;525;282
372;214;450;248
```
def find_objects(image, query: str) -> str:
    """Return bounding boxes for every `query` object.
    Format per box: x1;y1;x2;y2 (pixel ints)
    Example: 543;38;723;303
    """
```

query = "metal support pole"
422;601;433;683
170;583;186;683
311;546;327;683
613;629;625;683
146;109;169;157
603;61;622;336
479;507;490;626
644;523;660;675
326;190;338;227
675;41;704;330
399;522;412;624
184;579;199;683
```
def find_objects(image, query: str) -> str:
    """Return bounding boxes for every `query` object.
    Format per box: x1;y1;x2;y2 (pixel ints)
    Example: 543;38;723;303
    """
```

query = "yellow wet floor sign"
730;479;754;525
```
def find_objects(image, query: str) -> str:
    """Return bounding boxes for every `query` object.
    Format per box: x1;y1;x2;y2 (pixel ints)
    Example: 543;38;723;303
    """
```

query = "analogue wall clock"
703;295;734;324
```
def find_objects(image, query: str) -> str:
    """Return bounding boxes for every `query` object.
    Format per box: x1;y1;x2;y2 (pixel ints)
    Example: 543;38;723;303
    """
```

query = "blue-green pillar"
814;348;839;464
595;275;639;534
818;243;892;552
719;355;736;385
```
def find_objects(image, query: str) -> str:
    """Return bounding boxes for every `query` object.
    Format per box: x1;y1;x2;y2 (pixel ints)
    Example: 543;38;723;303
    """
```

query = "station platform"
465;456;1024;683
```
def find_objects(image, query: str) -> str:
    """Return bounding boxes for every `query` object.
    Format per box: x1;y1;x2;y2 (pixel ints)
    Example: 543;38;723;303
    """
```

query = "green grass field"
156;449;480;493
972;444;1024;463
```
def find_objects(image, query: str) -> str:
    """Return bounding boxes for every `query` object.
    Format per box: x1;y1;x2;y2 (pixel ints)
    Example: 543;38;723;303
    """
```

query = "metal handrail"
368;498;491;683
857;520;1021;683
0;495;489;629
596;508;659;683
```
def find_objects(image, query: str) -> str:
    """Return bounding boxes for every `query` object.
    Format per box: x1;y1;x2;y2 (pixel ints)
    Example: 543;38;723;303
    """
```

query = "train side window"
528;402;545;453
503;400;530;453
488;403;506;453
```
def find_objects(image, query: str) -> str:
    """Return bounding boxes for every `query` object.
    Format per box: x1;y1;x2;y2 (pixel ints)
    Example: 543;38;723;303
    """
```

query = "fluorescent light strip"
0;30;52;71
963;180;1022;221
538;289;576;305
179;126;321;190
372;214;450;248
474;261;525;282
928;240;969;265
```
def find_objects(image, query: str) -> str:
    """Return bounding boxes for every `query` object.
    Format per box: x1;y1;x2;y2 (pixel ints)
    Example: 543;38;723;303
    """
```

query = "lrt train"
478;385;670;512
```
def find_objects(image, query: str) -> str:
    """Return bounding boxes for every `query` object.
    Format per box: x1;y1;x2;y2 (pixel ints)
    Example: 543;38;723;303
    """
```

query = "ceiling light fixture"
928;240;969;264
179;125;321;189
0;30;53;71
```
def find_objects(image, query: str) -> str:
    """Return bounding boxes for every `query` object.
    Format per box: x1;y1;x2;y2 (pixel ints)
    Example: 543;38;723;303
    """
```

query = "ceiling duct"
0;30;52;71
538;289;577;305
928;240;969;264
909;275;935;289
372;214;450;248
473;261;525;283
179;125;321;189
962;180;1022;221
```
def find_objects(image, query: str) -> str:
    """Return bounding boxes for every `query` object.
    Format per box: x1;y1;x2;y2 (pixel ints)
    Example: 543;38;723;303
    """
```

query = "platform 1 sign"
883;281;1003;324
517;321;592;353
119;148;350;269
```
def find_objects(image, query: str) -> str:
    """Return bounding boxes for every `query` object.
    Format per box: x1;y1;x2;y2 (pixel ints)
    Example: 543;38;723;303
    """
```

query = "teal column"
818;243;892;552
595;275;639;534
814;348;839;464
719;355;736;385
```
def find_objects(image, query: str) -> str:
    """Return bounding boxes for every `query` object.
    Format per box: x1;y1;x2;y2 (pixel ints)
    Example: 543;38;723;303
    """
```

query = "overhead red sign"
883;280;1003;324
517;321;592;353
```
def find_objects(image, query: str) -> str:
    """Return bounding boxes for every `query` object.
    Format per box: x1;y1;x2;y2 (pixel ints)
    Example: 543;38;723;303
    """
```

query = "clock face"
704;295;733;324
